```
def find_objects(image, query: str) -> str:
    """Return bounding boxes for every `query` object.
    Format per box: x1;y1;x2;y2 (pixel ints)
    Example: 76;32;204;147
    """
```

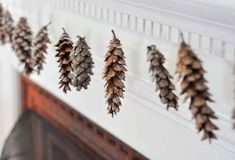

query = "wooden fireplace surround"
20;75;148;160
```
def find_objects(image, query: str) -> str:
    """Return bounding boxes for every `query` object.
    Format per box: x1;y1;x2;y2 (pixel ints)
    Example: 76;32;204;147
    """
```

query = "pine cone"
176;34;218;141
33;22;51;74
147;45;178;110
12;17;34;75
70;36;94;91
0;9;14;44
55;28;73;93
103;30;127;117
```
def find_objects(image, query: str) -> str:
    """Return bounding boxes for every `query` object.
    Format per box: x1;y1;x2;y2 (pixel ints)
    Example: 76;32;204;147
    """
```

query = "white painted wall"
0;44;20;153
0;0;234;159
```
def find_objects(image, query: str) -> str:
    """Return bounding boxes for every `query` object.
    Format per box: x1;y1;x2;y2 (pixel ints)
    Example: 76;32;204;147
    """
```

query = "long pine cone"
147;45;178;110
12;17;34;75
176;35;218;141
71;36;94;91
0;9;14;44
33;22;51;74
55;28;73;93
103;30;127;117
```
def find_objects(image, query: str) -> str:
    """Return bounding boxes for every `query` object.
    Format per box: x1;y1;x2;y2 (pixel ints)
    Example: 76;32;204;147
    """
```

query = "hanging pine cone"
70;36;94;91
176;33;218;141
147;45;178;110
103;30;127;117
55;28;73;93
12;17;34;75
0;9;15;44
33;22;51;74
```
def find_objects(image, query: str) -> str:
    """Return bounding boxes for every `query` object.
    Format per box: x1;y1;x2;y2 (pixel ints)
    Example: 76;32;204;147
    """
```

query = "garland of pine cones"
0;3;233;140
147;45;178;110
176;33;219;141
103;30;127;117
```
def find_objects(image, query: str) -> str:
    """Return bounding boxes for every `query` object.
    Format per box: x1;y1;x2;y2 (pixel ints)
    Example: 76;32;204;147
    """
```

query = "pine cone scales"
103;30;127;117
12;17;34;75
176;38;218;141
33;23;51;74
55;29;73;93
0;10;14;44
71;36;94;91
147;45;178;110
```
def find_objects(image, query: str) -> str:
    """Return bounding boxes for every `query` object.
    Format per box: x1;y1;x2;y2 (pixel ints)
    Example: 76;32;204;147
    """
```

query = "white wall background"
0;0;234;159
0;45;20;153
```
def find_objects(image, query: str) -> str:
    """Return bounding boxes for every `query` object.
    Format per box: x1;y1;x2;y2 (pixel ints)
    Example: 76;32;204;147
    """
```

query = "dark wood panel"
0;110;95;160
0;111;34;160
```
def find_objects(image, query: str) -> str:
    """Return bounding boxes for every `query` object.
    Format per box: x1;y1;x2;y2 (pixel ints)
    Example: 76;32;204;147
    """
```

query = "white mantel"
0;0;234;159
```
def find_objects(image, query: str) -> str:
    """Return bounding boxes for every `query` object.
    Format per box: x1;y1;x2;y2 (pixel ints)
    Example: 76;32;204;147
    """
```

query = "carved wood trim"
20;74;148;160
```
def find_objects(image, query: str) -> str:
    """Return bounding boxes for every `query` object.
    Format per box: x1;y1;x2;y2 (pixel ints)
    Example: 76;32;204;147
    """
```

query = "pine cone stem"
46;21;52;27
179;32;184;42
62;27;66;34
76;35;85;40
111;30;117;40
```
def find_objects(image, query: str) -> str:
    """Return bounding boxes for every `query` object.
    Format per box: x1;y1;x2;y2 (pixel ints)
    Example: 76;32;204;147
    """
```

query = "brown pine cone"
176;34;218;141
103;30;127;117
147;45;178;110
71;36;94;91
33;22;51;75
12;17;34;75
55;28;73;93
0;9;15;44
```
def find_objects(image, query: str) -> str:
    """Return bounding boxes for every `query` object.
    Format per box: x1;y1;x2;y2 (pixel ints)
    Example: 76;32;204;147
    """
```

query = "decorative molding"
46;0;235;62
